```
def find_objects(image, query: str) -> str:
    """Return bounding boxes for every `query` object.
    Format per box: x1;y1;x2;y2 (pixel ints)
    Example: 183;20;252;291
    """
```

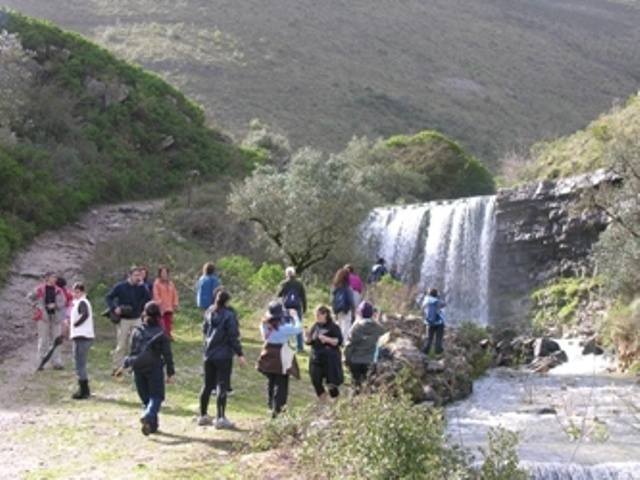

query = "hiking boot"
140;418;152;436
214;417;235;430
72;380;90;400
197;415;214;426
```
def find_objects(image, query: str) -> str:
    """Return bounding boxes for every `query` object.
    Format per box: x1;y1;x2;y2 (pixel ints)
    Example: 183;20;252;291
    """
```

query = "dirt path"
0;200;162;412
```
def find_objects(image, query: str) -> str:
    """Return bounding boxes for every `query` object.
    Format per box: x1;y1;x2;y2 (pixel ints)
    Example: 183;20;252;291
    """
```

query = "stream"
446;340;640;479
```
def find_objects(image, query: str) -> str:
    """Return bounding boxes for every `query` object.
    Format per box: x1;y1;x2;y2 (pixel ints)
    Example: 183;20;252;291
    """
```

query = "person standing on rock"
331;267;355;341
69;282;94;399
421;288;446;357
344;264;363;314
105;267;152;374
27;271;67;370
153;266;179;341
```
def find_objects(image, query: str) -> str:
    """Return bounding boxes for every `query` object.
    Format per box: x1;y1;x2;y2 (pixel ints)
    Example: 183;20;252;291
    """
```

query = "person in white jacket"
69;282;95;399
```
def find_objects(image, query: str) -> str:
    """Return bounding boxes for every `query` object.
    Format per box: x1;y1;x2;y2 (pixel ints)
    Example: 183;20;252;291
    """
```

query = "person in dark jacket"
305;305;344;403
344;301;385;394
124;301;175;436
198;290;247;429
257;301;302;418
105;267;152;373
277;266;307;352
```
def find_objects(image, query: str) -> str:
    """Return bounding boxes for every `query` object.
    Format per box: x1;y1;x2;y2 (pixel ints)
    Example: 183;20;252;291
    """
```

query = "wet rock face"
489;170;616;328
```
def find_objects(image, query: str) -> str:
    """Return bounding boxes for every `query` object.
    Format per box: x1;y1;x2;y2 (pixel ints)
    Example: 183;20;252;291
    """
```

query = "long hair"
143;301;162;327
213;289;231;313
331;267;350;288
315;304;334;324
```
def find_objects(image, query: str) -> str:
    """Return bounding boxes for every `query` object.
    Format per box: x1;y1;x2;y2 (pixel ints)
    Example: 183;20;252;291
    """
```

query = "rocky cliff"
489;169;616;329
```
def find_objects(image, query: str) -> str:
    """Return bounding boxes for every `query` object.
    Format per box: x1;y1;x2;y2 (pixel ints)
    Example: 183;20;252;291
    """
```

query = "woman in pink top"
153;266;180;340
344;264;363;310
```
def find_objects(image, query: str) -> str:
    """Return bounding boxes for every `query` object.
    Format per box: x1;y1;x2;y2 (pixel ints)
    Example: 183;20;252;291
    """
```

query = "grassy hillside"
6;0;640;166
521;93;640;181
0;11;249;278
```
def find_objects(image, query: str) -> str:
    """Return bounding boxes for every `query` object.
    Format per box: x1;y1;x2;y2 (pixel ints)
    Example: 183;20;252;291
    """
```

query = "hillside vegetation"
0;10;249;277
6;0;640;165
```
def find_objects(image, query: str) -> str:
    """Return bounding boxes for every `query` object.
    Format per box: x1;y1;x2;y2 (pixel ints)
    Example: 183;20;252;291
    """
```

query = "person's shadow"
150;430;248;450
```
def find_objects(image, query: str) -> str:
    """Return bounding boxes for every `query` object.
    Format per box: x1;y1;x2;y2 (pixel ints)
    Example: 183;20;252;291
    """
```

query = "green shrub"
249;263;283;294
217;255;256;295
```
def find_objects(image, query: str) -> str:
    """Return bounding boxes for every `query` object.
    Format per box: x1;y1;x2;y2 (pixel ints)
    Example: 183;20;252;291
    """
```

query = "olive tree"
228;147;379;273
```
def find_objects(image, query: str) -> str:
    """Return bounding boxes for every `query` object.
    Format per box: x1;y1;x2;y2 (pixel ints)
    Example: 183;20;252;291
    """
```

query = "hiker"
344;264;363;312
153;265;179;341
421;288;446;356
69;282;95;399
368;258;388;284
344;301;385;394
256;301;302;418
139;266;154;295
195;262;220;310
276;266;307;352
105;267;152;374
198;289;247;429
331;267;355;341
27;271;67;370
305;305;344;403
124;301;175;435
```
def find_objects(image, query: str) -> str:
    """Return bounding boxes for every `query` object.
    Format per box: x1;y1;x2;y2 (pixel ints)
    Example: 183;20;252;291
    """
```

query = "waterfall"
362;195;496;325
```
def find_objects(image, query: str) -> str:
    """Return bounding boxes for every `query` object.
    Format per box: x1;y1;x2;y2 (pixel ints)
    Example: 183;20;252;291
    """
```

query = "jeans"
134;366;165;431
72;338;93;380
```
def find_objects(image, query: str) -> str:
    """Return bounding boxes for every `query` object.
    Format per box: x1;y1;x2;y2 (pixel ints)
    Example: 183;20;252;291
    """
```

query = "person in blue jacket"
197;290;246;429
421;288;446;356
195;262;220;310
257;301;302;418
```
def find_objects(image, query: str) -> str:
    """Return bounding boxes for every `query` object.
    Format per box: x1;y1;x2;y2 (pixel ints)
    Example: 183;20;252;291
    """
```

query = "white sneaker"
215;417;235;429
197;415;214;426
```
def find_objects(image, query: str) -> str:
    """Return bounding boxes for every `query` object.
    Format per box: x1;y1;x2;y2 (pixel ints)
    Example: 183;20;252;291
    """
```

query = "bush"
366;275;421;316
217;255;256;295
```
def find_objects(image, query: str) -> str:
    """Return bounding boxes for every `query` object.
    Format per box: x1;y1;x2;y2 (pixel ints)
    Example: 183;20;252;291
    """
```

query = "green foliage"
299;394;472;479
531;277;600;333
477;427;527;480
216;255;257;295
249;263;283;294
0;10;247;282
384;131;495;201
455;322;493;378
367;275;420;316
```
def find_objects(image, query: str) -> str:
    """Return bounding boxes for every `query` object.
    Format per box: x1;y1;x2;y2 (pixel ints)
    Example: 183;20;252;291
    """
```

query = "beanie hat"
357;301;374;319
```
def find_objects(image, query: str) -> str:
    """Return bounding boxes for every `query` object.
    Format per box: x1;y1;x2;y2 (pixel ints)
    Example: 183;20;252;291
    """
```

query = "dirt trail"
0;200;163;408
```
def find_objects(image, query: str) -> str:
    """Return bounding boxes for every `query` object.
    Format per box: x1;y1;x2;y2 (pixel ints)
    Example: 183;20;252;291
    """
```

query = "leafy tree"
229;147;379;273
0;29;33;143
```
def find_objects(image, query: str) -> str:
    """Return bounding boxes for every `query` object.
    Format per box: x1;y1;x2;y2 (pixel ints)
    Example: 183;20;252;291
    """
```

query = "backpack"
332;287;351;314
424;301;444;327
283;289;301;309
131;330;164;373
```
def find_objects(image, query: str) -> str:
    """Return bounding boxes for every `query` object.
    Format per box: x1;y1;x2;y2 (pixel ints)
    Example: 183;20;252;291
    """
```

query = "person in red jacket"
153;266;180;341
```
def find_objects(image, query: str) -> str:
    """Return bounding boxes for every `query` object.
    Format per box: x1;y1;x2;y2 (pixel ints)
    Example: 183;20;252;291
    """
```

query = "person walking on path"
344;264;363;312
105;267;152;374
124;301;175;435
153;266;179;341
344;301;385;394
330;268;355;342
305;305;344;404
69;282;95;399
198;290;247;429
196;262;220;310
277;266;307;352
257;301;302;418
27;271;67;370
421;288;446;357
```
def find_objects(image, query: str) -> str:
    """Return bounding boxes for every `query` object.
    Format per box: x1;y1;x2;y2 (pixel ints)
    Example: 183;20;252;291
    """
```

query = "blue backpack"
425;301;444;326
332;287;351;314
283;289;301;309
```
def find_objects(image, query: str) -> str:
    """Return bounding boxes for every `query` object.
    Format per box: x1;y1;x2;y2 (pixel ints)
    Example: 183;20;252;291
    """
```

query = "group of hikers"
27;258;446;435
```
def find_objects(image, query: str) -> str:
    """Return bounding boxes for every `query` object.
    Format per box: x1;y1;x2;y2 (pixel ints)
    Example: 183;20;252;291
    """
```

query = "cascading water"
362;195;496;325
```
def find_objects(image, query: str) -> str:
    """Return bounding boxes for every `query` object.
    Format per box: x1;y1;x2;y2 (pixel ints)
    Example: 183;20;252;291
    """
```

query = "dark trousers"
134;366;165;431
348;363;370;391
309;361;339;398
423;324;445;355
265;373;289;416
199;358;232;419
